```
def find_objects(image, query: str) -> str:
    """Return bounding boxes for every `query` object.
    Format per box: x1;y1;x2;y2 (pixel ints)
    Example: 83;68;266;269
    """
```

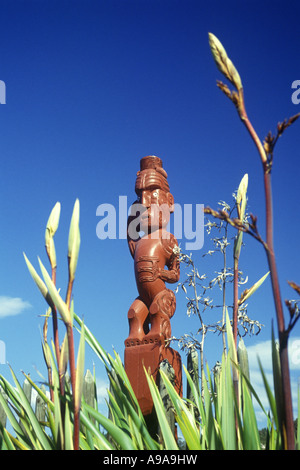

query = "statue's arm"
159;236;180;284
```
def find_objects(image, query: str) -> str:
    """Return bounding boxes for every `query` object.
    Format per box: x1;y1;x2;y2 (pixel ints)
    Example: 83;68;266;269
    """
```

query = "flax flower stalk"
209;32;296;449
66;199;80;309
233;174;248;347
40;200;82;450
65;199;81;450
237;71;294;452
45;202;61;377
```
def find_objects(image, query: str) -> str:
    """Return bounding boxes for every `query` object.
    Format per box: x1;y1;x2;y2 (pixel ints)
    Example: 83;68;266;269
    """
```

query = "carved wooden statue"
124;155;182;421
125;155;180;346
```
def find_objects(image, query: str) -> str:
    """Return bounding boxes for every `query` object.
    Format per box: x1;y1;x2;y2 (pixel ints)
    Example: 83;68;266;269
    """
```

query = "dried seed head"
287;280;300;296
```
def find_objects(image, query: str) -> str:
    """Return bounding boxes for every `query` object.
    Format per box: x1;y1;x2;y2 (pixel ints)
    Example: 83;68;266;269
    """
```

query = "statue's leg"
146;289;176;343
125;297;149;347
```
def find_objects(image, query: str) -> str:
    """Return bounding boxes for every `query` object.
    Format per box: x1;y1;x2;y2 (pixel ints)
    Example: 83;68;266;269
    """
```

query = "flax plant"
44;202;61;398
0;200;298;450
173;180;266;383
24;200;83;449
233;174;248;347
207;32;300;449
0;315;298;450
0;34;299;450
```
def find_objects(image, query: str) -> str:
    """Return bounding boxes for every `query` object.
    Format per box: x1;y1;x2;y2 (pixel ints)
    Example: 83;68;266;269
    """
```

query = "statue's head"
135;156;174;233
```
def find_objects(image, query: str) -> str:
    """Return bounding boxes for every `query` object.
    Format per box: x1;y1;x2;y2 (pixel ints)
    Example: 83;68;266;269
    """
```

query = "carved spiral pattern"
158;289;176;319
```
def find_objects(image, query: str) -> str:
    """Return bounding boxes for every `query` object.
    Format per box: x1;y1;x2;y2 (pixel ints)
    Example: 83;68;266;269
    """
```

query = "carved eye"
152;191;158;198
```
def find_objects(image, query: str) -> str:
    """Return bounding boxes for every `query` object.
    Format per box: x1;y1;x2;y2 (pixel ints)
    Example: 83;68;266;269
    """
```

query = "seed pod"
45;202;61;269
68;199;81;283
234;174;248;260
208;33;243;91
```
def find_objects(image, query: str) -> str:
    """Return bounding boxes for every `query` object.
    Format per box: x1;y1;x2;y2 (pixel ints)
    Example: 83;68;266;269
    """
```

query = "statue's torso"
133;230;173;305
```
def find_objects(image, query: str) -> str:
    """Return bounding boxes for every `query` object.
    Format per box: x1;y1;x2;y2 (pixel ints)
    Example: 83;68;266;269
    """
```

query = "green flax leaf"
64;401;74;450
145;370;178;450
8;366;52;450
75;320;85;413
239;272;270;306
23;253;53;307
38;257;71;325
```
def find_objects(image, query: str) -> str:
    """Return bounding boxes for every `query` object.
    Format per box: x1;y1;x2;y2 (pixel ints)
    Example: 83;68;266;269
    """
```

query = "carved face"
135;173;174;233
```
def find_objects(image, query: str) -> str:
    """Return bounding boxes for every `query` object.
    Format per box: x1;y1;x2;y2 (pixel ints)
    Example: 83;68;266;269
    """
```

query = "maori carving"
125;155;180;347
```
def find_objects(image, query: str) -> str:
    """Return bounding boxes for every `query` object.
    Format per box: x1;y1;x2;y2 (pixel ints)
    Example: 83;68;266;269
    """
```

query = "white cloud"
245;337;300;425
247;336;300;373
96;377;109;404
0;296;31;318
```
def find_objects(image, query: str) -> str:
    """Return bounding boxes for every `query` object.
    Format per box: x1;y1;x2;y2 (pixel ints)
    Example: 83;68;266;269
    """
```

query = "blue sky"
0;0;299;424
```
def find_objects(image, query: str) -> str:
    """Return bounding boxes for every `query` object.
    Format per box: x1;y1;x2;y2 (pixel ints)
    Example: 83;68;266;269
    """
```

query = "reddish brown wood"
125;156;182;416
124;341;182;416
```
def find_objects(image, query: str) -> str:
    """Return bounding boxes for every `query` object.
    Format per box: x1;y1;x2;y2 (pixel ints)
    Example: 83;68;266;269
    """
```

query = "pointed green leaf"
59;333;69;377
64;401;74;450
258;357;278;429
75;320;85;413
155;368;201;449
234;230;243;261
237;338;250;380
107;373;158;450
145;370;178;450
239;272;270;306
73;311;110;366
271;327;284;441
222;348;237;449
226;308;238;364
79;405;113;450
38;257;71;324
0;424;17;450
23;253;53;307
82;403;137;450
0;378;29;447
8;366;52;450
241;376;261;449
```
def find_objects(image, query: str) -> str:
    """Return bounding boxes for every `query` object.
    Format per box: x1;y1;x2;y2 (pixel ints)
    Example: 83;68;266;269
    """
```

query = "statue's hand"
158;267;179;284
